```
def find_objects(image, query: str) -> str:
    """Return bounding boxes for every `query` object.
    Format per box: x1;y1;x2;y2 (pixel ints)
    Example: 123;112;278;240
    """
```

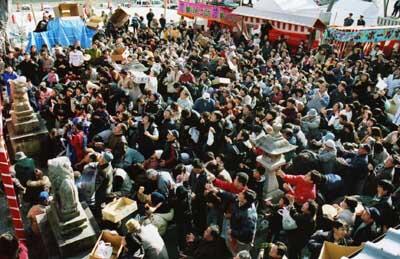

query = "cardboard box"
212;77;231;85
109;8;130;28
86;16;103;29
111;48;129;62
102;197;137;223
90;230;124;259
318;241;362;259
54;3;83;18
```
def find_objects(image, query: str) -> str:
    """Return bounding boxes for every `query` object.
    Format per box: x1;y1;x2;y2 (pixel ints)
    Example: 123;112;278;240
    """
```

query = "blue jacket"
2;71;17;97
193;98;216;113
220;192;257;244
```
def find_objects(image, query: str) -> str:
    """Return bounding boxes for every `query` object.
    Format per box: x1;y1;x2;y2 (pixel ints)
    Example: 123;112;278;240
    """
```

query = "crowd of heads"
1;7;400;259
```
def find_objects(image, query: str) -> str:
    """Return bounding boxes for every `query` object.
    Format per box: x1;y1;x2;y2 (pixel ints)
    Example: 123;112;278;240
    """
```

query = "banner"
324;26;400;43
177;1;240;25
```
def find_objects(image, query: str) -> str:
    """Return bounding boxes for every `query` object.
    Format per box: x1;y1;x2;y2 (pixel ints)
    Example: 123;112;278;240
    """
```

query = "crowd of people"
1;6;400;259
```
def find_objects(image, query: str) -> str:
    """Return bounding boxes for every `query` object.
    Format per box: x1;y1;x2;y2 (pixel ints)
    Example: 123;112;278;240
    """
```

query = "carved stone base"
6;117;48;161
47;202;88;237
45;203;97;257
37;203;99;258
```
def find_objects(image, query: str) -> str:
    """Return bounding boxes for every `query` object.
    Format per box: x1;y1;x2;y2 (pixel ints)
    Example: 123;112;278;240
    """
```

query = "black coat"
185;237;232;259
351;216;380;246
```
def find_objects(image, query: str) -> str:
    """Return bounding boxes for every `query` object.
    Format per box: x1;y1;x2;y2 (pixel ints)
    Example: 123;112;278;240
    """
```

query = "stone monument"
6;77;48;160
254;123;297;201
44;157;97;257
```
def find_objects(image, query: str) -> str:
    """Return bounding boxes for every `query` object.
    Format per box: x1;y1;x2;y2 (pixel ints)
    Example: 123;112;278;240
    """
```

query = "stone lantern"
254;123;297;201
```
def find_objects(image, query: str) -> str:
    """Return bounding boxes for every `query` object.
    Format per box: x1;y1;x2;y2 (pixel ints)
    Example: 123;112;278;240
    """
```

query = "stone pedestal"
47;203;97;257
6;77;48;161
257;154;285;202
37;203;100;258
253;123;297;202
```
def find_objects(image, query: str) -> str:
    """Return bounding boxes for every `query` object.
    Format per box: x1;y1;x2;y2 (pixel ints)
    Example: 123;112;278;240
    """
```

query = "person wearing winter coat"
126;219;169;259
143;192;174;236
220;189;258;255
193;92;216;113
331;197;358;227
351;207;381;245
94;151;114;214
286;200;318;259
111;168;133;197
182;225;232;259
145;169;175;199
307;81;330;113
301;109;321;140
276;170;318;204
174;185;194;251
308;220;352;259
318;139;337;174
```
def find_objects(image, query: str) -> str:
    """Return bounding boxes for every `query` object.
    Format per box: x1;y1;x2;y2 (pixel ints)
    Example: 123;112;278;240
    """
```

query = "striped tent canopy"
232;6;326;34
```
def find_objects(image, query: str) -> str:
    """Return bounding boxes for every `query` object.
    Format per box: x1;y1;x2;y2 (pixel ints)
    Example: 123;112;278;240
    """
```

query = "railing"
377;16;400;26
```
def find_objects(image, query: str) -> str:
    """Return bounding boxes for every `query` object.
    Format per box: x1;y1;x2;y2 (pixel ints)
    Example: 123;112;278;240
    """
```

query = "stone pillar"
6;77;48;161
257;153;285;202
253;123;297;202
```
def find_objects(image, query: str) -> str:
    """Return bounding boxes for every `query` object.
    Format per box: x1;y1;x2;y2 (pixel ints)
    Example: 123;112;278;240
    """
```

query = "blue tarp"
26;18;96;51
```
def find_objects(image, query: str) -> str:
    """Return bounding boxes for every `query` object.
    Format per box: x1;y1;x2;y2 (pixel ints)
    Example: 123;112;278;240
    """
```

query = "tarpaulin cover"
26;17;96;51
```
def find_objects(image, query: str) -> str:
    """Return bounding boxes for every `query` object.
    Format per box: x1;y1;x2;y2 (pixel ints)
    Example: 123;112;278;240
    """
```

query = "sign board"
177;1;240;26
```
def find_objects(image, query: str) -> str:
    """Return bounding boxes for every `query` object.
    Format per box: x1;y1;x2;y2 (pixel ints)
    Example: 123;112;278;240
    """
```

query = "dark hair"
0;232;19;258
309;170;322;185
236;172;249;186
332;219;347;230
192;158;204;169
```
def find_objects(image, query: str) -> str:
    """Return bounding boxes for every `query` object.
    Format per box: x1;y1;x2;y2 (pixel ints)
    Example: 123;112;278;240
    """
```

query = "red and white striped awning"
243;16;312;34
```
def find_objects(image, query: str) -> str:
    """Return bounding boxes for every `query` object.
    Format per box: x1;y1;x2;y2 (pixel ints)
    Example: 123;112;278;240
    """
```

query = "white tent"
329;0;380;26
251;0;321;18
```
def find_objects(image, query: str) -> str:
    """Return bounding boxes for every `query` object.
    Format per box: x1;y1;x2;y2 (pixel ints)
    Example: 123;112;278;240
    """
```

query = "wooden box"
102;197;137;223
86;16;103;29
110;8;130;28
54;3;83;18
212;77;231;85
111;48;130;62
89;230;124;259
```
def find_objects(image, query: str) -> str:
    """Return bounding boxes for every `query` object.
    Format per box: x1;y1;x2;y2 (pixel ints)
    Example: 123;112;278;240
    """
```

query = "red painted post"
0;103;26;241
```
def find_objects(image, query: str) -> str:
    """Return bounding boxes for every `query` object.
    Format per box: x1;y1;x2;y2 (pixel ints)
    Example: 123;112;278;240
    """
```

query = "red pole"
0;103;26;241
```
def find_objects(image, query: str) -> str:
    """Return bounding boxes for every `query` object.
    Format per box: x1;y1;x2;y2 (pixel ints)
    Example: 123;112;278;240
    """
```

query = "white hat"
324;139;336;149
15;151;27;161
202;92;210;99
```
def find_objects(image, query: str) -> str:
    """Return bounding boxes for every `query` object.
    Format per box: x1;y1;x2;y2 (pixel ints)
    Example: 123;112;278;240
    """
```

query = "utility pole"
327;0;335;12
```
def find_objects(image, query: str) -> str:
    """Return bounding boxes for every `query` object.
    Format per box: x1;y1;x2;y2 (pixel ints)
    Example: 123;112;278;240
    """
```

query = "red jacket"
282;174;316;204
213;178;244;194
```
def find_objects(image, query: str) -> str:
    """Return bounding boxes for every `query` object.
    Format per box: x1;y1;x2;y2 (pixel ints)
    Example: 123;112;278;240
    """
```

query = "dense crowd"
1;7;400;259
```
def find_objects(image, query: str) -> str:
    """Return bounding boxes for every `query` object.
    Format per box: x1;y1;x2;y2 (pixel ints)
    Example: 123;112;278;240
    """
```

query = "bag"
278;207;298;230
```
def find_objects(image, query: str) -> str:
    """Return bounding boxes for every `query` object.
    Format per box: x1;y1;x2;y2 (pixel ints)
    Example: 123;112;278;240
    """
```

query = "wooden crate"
102;197;137;223
54;3;83;18
212;77;231;85
89;230;124;259
109;8;130;28
86;16;103;29
111;48;129;62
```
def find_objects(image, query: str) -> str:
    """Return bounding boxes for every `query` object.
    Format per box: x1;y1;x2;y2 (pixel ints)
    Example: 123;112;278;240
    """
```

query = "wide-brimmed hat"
125;219;141;233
